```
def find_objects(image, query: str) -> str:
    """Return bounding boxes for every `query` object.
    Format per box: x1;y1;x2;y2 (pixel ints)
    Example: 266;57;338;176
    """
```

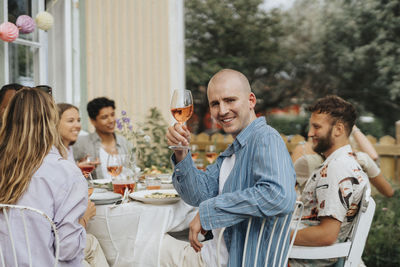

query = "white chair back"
0;204;59;267
217;201;304;267
289;186;376;267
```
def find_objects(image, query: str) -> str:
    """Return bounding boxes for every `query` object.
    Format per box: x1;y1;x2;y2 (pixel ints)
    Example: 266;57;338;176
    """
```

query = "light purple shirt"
67;146;75;163
0;147;88;266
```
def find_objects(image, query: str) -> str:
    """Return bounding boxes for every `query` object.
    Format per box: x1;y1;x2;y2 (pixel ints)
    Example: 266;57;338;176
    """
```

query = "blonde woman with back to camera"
0;87;89;265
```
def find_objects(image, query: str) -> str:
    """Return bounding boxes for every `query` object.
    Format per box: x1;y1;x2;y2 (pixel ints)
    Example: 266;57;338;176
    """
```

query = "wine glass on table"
107;153;123;180
78;156;99;178
108;154;136;195
78;156;99;195
169;89;194;150
205;145;218;164
191;144;199;161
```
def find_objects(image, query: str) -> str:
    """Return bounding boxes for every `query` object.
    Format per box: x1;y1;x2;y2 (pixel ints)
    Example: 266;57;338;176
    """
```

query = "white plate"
129;189;180;205
90;191;121;205
91;198;121;205
93;188;108;193
92;178;112;185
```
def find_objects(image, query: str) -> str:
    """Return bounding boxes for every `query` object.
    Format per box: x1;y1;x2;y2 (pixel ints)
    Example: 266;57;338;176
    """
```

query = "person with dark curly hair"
290;95;369;267
73;97;133;180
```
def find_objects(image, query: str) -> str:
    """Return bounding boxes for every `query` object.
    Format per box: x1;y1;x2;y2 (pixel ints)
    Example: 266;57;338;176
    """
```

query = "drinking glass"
107;154;123;180
169;89;194;150
191;144;199;161
125;151;138;179
78;156;99;181
145;175;162;190
88;181;94;197
112;179;136;195
205;145;218;164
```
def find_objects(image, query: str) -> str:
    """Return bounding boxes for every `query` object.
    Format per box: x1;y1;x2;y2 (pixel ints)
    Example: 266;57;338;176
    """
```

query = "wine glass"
107;154;123;180
191;144;199;161
169;89;194;150
205;145;218;164
87;181;94;197
78;156;99;181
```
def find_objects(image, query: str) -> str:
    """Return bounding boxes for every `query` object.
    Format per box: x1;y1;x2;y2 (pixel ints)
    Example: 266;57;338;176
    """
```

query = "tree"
185;0;298;131
287;0;400;132
185;0;400;134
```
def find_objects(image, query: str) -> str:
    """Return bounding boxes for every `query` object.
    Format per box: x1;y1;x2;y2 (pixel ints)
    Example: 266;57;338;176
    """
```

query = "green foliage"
363;190;400;266
266;115;308;136
185;0;300;112
288;0;400;130
117;108;172;172
357;118;385;138
185;0;400;135
186;0;284;85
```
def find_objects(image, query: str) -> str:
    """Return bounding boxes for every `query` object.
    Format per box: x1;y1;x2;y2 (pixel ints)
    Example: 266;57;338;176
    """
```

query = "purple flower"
122;110;127;116
123;117;130;123
117;121;123;130
128;125;133;131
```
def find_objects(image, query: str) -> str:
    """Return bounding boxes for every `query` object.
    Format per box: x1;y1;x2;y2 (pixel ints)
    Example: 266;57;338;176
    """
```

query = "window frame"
2;0;47;85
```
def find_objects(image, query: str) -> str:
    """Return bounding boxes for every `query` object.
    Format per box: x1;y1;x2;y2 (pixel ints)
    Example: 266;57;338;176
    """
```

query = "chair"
289;186;376;267
0;204;60;267
217;201;304;267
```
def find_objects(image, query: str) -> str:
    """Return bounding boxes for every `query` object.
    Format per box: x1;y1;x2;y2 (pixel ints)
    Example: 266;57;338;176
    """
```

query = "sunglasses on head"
20;85;53;96
36;85;53;95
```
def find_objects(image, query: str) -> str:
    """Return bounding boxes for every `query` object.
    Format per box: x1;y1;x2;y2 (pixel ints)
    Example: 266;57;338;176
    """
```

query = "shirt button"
176;168;180;172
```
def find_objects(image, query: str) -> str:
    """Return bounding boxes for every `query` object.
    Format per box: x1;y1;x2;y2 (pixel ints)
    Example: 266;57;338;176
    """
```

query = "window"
3;0;46;86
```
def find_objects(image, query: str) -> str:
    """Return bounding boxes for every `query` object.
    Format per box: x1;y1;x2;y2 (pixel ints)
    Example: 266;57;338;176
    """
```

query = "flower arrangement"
116;107;172;173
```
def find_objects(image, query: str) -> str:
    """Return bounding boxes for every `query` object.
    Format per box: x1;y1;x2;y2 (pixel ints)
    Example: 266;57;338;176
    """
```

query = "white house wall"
83;0;184;127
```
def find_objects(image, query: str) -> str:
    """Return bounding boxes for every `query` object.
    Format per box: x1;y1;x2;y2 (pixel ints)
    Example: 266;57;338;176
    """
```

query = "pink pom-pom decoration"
0;22;19;42
16;15;35;34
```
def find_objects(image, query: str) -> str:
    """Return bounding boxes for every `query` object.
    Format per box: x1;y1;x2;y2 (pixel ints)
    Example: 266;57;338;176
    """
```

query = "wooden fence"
191;121;400;182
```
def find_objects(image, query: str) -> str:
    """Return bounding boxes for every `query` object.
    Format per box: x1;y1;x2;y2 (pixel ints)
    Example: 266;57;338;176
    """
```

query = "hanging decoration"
35;11;54;31
0;22;19;42
16;15;36;34
0;10;54;42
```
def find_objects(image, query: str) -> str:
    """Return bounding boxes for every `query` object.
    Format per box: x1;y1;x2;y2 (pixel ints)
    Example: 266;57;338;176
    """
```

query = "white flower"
144;135;151;143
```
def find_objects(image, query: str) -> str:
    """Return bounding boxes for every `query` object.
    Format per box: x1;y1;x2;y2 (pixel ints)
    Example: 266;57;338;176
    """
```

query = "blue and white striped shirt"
172;117;296;266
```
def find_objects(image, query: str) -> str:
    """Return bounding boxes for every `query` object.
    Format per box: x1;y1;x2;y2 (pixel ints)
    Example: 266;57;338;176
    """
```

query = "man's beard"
313;126;333;155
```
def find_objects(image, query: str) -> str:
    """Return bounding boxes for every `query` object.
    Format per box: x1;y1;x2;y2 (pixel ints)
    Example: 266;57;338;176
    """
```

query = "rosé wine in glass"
112;179;136;195
169;89;193;150
171;105;193;124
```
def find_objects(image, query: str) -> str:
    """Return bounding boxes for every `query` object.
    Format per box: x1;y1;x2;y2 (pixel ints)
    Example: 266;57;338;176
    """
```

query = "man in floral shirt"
290;95;368;266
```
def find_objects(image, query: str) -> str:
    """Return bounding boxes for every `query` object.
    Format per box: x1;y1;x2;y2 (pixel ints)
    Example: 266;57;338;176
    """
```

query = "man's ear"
249;93;256;109
333;121;345;137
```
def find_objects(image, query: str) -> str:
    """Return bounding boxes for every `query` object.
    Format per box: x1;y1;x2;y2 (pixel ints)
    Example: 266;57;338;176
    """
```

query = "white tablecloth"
86;199;197;267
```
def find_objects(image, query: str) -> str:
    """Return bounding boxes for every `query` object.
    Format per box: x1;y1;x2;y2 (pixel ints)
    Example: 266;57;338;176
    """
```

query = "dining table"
86;188;198;267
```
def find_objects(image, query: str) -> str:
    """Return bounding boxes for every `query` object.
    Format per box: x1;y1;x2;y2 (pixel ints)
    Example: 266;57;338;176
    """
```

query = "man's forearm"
293;217;341;246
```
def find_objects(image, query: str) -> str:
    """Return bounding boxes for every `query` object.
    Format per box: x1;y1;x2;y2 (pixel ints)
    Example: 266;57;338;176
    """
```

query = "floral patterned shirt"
290;145;368;267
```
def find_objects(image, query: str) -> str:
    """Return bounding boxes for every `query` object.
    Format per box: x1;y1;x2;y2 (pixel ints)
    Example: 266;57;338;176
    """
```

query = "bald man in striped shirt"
162;69;296;267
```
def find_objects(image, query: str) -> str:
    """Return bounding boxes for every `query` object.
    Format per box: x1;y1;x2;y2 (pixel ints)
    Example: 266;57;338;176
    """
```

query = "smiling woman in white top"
57;103;109;267
0;88;87;266
57;103;82;160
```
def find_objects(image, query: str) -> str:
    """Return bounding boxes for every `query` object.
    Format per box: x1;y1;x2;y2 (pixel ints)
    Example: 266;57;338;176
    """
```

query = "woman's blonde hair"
0;87;65;204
